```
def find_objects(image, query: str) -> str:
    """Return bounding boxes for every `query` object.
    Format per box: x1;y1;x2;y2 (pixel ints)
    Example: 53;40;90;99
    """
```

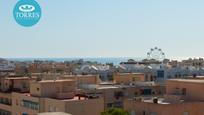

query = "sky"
0;0;204;59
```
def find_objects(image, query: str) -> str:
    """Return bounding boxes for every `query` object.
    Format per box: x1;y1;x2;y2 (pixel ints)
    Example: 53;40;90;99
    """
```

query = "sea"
5;57;193;65
6;57;144;65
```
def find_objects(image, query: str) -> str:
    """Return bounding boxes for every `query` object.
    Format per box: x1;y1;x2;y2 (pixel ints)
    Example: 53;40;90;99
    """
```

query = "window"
157;70;164;78
183;112;189;115
142;89;152;95
107;103;113;108
114;91;124;100
21;100;39;110
131;110;136;115
182;88;187;95
134;92;138;96
22;113;28;115
142;111;146;115
150;112;157;115
55;87;60;93
16;99;18;106
0;109;11;115
49;105;53;112
145;75;148;81
0;98;11;105
54;107;59;112
113;102;123;108
133;77;136;82
22;82;27;89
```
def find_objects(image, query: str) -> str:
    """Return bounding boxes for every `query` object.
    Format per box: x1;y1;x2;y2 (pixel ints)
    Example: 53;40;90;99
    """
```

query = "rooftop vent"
153;97;158;104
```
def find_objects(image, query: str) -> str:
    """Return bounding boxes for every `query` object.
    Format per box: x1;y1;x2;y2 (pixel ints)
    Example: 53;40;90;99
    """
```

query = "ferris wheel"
147;47;165;61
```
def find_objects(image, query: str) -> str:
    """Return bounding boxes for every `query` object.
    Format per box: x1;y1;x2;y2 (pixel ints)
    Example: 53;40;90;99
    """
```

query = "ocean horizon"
5;57;200;65
6;57;143;65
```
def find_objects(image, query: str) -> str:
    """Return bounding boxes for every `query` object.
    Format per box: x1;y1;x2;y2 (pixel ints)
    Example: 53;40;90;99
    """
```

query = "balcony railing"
0;99;12;106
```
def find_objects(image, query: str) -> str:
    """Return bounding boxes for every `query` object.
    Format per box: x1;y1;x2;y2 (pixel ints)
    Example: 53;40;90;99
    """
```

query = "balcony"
0;99;11;106
0;103;12;112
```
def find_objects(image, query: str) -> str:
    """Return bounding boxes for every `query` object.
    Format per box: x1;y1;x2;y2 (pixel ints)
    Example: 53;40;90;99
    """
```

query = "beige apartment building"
0;77;104;115
124;78;204;115
11;92;103;115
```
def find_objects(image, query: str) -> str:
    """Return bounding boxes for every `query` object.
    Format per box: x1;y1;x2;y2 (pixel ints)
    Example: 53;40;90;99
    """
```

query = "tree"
101;108;130;115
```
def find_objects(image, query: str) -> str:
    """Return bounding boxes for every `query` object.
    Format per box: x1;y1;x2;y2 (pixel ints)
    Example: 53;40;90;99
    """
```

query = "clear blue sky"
1;0;204;58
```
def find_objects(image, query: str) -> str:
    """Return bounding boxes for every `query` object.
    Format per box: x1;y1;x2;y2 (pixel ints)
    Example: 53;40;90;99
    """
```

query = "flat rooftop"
36;79;75;83
187;76;204;79
97;84;138;89
168;79;204;83
117;73;144;75
4;77;30;80
131;97;171;105
21;93;87;101
97;86;119;89
143;98;170;105
63;75;98;77
62;96;86;102
38;112;72;115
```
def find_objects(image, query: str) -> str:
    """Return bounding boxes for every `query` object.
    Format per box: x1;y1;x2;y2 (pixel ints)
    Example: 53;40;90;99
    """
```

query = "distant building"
0;59;15;72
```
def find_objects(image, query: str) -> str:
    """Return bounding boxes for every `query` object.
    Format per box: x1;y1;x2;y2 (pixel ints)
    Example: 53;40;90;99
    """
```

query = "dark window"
114;91;124;100
21;100;39;110
107;103;113;108
157;70;164;78
142;89;152;95
182;88;186;95
22;113;28;115
143;111;146;115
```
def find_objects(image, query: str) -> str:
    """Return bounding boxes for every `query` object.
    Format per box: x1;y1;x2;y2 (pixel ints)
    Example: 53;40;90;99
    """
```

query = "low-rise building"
113;73;146;85
124;78;204;115
0;78;104;115
0;73;164;115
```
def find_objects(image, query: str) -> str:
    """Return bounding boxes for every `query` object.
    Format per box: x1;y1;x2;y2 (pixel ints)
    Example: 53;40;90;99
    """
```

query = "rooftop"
131;97;171;105
4;77;31;80
36;79;75;84
187;76;204;79
97;84;138;89
97;86;119;89
168;79;204;84
21;93;87;101
38;112;72;115
143;98;170;104
62;96;86;101
63;74;98;77
117;73;144;75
